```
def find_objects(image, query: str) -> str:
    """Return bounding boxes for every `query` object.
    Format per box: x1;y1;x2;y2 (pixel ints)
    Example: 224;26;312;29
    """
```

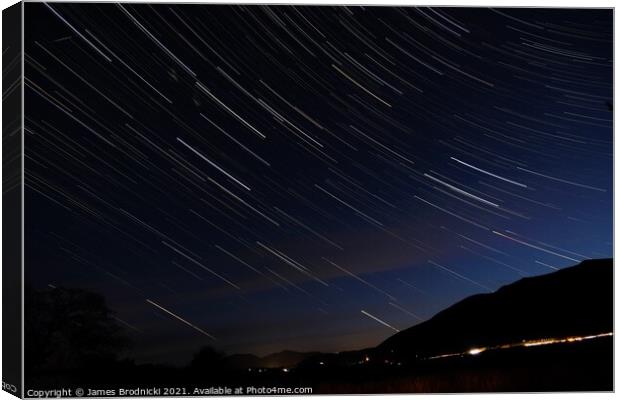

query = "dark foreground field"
26;334;612;394
310;336;613;393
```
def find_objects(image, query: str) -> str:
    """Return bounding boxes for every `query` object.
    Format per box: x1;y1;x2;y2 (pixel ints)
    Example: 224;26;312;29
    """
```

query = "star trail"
23;4;612;364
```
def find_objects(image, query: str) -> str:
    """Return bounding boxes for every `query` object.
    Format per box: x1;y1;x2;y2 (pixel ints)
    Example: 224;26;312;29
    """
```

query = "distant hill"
260;350;322;368
375;258;613;360
224;350;322;369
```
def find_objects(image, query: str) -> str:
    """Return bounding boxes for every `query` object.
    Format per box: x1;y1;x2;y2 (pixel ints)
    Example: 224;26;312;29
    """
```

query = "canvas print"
2;2;613;396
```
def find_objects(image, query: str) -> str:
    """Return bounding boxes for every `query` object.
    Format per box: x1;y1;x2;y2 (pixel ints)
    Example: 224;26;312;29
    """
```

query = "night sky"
24;4;612;365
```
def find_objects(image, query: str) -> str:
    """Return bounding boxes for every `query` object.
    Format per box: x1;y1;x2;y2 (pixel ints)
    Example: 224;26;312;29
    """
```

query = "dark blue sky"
24;4;612;364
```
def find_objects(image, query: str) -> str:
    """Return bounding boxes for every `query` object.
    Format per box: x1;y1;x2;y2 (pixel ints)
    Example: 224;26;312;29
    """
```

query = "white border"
0;2;616;400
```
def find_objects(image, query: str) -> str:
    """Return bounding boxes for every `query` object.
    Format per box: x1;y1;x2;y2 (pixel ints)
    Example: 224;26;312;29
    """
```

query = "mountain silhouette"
375;258;612;360
223;350;321;369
